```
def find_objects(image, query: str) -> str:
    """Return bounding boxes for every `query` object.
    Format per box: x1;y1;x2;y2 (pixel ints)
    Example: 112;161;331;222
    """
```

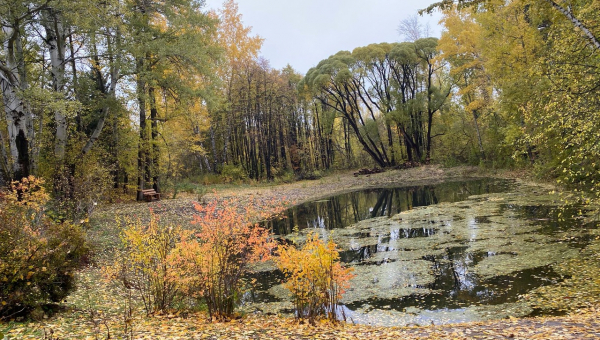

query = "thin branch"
543;0;600;51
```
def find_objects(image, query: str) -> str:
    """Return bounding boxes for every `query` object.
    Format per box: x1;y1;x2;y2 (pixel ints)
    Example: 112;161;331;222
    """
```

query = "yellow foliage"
105;212;186;314
276;232;354;323
0;177;88;317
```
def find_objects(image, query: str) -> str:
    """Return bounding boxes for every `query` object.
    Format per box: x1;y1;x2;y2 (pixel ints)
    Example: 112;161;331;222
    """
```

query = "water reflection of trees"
256;179;580;312
340;228;437;263
267;179;511;236
269;186;442;235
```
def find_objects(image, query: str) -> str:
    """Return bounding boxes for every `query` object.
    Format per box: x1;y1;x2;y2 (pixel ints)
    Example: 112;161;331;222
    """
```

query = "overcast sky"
203;0;444;74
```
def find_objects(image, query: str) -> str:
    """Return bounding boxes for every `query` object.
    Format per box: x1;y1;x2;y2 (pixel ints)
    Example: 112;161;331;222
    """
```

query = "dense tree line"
429;0;600;203
0;0;219;211
1;0;599;208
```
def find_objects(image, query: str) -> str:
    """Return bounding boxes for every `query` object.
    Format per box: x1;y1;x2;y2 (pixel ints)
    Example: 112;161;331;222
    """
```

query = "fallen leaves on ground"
3;308;600;339
3;166;595;339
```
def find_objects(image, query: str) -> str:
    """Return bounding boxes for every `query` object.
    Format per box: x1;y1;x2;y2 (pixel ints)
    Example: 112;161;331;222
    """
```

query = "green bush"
170;180;207;201
296;170;323;181
275;170;295;184
220;165;247;183
0;177;90;319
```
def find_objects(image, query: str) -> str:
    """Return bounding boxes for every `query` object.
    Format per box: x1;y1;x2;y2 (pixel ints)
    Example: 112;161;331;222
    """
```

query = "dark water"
345;248;562;312
247;179;599;325
265;178;513;235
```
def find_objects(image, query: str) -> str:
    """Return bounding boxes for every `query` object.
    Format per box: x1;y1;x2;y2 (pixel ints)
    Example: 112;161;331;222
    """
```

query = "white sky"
203;0;444;74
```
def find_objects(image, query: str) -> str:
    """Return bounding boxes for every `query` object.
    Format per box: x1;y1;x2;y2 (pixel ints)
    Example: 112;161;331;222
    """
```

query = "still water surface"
267;179;512;235
247;179;597;326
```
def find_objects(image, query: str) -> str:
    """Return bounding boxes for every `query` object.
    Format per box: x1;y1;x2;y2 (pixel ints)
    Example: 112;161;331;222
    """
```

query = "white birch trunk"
544;0;600;51
42;8;68;161
1;25;32;179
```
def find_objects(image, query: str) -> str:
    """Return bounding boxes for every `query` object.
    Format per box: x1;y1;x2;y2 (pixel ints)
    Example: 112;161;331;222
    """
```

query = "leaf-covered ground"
4;307;600;339
3;165;600;339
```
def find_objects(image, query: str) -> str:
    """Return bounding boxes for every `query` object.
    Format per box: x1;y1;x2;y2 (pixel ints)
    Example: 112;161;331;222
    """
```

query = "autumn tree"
438;9;492;160
303;40;448;166
433;0;600;205
125;0;218;200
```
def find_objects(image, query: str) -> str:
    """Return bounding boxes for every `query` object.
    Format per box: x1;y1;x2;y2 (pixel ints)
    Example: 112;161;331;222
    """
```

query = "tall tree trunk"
472;110;486;159
149;86;160;192
82;26;121;155
0;128;10;179
136;58;147;201
42;8;68;162
209;126;219;171
111;118;120;189
387;124;396;166
1;25;32;180
425;109;433;162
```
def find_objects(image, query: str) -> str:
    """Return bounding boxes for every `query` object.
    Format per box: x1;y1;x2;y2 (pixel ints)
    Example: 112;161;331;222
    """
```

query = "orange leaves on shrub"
169;198;281;320
276;232;354;323
108;196;284;320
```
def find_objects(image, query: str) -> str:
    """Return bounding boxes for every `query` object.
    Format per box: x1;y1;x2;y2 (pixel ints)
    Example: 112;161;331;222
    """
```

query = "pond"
245;178;599;327
265;178;513;235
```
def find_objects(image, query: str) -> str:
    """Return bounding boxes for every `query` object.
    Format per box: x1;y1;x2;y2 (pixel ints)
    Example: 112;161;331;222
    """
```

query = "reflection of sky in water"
249;179;600;326
309;216;325;229
468;217;479;242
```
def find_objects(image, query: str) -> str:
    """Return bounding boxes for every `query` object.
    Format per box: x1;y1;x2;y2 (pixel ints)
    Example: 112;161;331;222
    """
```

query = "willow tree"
303;51;394;167
389;38;449;161
303;39;448;167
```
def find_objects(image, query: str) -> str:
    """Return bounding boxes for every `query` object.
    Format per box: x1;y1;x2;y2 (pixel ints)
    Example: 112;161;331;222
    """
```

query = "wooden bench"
141;189;161;202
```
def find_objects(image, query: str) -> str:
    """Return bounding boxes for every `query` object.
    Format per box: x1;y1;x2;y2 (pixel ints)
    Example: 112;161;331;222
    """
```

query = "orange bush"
169;198;281;320
107;196;284;319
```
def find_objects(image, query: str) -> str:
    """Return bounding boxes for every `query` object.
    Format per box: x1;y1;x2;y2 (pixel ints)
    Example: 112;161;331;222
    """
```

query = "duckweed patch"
247;179;600;326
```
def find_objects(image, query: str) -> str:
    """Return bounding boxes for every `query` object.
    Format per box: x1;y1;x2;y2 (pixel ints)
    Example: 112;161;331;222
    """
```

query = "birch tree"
0;0;44;180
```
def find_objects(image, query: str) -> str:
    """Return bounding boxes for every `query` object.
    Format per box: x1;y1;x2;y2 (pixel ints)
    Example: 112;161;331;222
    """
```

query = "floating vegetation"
246;179;600;326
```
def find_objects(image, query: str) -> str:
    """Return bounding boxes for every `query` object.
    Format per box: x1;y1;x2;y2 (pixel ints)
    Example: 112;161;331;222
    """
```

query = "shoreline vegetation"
2;0;599;338
4;165;600;339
